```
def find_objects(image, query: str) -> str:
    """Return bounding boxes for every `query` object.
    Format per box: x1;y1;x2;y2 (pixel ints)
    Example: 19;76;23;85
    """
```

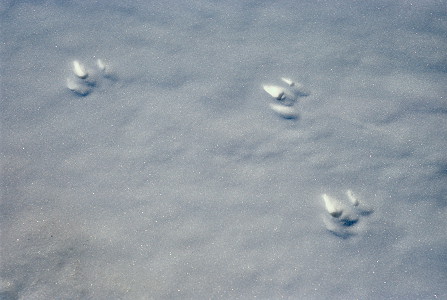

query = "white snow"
263;85;286;100
322;193;343;218
72;60;88;79
269;103;298;119
1;0;446;299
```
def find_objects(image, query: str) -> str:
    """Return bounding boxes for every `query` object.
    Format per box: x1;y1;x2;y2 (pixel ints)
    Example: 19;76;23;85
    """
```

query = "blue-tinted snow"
1;0;446;299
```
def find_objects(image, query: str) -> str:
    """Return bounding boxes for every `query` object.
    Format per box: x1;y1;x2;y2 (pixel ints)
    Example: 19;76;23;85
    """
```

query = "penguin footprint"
262;77;310;119
66;59;115;96
322;190;374;238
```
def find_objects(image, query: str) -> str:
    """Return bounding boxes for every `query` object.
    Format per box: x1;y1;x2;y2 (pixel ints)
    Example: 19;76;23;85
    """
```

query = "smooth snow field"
1;0;446;299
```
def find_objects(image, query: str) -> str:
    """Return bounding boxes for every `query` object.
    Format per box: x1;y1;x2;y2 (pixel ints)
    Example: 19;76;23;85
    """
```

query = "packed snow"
1;0;446;299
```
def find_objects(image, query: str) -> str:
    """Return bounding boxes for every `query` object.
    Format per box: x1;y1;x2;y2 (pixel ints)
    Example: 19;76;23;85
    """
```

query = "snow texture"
1;0;447;299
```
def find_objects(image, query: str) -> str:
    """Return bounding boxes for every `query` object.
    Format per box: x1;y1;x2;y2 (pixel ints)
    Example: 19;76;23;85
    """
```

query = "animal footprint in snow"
66;59;115;96
322;190;373;238
263;77;310;119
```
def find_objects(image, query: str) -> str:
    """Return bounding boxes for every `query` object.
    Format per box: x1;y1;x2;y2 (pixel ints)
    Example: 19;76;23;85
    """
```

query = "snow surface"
1;0;447;299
